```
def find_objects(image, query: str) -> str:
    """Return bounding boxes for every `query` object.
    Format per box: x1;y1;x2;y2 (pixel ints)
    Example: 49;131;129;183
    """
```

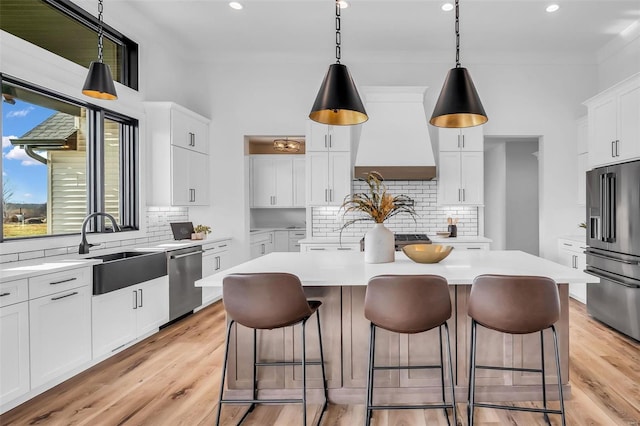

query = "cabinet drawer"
558;239;587;254
250;232;273;244
29;267;91;299
0;279;28;307
303;244;360;252
447;243;490;250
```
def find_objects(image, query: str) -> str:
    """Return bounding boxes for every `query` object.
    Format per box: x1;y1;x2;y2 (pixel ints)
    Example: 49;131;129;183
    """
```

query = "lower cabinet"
301;243;360;252
29;285;92;389
250;232;274;259
557;238;587;303
202;239;232;306
0;301;30;404
92;276;169;358
274;230;307;252
446;242;491;250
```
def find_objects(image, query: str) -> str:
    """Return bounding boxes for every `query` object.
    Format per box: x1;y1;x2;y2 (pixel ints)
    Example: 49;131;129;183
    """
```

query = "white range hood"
354;86;436;180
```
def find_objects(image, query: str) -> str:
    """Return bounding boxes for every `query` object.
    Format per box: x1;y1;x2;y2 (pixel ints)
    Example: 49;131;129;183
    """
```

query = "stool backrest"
469;274;560;334
223;273;313;329
364;274;452;334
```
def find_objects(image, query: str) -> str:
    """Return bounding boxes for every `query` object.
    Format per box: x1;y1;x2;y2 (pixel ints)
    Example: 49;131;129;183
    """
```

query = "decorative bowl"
436;231;451;237
402;244;453;264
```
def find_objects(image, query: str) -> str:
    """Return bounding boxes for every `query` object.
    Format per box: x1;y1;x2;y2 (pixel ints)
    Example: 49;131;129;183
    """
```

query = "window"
0;0;138;90
1;77;138;241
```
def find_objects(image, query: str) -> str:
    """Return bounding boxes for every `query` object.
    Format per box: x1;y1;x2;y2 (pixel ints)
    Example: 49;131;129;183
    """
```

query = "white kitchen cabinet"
288;230;306;252
92;276;169;358
145;102;211;206
439;126;484;152
171;146;209;206
307;121;351;152
250;155;302;207
306;151;352;206
0;301;30;405
585;73;640;168
557;238;587;303
273;230;306;252
445;242;490;250
250;231;274;259
30;285;92;389
438;151;484;205
202;239;232;306
274;230;290;252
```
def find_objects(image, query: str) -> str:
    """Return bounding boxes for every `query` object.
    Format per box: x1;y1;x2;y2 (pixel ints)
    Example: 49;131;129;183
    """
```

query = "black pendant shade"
309;63;368;126
82;61;118;100
430;67;487;128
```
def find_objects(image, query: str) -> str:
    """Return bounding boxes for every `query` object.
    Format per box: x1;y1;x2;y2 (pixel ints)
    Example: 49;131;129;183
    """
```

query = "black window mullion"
88;109;105;230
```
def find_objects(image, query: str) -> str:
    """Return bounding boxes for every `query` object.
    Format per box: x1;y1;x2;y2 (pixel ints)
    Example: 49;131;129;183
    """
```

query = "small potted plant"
340;171;417;263
192;224;212;240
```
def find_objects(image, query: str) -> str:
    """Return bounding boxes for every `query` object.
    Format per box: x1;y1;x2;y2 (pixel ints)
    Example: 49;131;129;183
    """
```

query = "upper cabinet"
439;126;484;152
250;155;305;208
584;73;640;168
437;127;484;206
145;102;211;206
307;122;352;152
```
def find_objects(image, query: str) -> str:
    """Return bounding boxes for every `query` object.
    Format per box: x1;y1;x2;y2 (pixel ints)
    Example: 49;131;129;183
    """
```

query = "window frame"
0;74;139;242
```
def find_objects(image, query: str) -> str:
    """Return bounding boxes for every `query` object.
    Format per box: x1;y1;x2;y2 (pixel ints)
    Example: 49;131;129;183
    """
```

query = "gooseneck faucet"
79;212;121;254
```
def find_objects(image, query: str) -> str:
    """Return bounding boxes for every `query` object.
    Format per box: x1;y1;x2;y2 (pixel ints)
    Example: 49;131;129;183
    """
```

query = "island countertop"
197;249;597;287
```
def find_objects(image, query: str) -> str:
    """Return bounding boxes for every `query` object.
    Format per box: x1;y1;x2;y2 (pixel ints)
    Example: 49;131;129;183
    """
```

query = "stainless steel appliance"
360;233;432;252
586;160;640;341
167;246;203;321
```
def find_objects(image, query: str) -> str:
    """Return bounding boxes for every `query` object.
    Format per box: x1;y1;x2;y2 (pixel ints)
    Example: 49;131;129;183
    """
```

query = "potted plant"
340;171;417;263
192;224;212;240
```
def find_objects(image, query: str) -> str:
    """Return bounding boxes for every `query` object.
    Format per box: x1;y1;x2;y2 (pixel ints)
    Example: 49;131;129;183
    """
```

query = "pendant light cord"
455;0;460;68
97;0;104;63
335;0;341;64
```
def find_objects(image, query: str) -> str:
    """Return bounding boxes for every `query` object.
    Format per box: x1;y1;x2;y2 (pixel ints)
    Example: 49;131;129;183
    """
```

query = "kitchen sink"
90;251;167;295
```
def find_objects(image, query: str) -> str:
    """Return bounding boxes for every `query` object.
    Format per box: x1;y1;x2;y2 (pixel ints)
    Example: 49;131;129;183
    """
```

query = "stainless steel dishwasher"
167;246;203;321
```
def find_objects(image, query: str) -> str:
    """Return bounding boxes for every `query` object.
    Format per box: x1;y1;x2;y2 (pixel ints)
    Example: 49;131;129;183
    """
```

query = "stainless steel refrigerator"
586;160;640;341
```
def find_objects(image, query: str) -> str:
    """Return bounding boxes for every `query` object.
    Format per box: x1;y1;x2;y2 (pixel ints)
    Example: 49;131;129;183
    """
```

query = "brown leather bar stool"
364;274;456;426
467;274;566;426
215;273;328;426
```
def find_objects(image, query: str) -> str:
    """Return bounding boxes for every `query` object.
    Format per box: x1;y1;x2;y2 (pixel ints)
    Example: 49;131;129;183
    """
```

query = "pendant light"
309;0;367;126
82;0;117;100
430;0;486;128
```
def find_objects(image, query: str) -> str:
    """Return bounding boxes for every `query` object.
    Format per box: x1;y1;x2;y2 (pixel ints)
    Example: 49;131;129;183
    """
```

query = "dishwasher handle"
170;250;205;260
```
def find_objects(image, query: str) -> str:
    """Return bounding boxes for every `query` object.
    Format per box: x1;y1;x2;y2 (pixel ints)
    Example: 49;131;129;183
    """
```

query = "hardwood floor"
2;299;639;425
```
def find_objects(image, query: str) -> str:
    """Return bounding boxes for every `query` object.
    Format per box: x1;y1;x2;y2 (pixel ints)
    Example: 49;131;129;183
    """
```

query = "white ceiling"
83;0;639;63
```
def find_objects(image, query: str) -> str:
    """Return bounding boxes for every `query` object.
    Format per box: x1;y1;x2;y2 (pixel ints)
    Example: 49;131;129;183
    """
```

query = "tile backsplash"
312;180;478;238
1;206;189;264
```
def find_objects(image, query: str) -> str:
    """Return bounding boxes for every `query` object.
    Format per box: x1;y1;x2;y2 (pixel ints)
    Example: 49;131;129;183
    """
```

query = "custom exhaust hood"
354;86;436;180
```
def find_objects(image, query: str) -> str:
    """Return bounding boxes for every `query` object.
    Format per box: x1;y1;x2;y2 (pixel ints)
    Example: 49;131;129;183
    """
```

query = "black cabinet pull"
0;292;11;297
51;291;78;301
50;277;77;285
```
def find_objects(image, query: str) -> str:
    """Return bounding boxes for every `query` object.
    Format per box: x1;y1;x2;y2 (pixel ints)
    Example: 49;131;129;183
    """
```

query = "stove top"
360;233;432;252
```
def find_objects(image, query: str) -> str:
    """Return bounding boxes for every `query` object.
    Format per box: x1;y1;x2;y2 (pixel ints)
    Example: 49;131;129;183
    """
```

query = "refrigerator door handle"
600;173;607;242
608;173;616;243
585;268;640;288
588;251;639;265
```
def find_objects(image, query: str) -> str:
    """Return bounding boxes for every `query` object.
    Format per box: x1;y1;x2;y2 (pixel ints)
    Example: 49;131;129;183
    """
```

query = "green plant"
339;171;417;230
579;222;587;229
194;224;211;234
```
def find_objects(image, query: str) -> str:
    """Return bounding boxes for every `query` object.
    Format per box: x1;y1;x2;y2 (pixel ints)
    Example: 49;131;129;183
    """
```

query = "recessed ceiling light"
229;2;243;10
337;1;349;9
441;3;454;12
546;4;560;12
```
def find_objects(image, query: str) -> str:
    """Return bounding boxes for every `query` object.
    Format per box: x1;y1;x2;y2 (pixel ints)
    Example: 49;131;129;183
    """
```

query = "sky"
2;99;54;204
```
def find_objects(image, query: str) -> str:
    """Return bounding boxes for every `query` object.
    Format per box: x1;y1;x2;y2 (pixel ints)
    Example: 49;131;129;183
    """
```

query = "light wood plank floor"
2;299;639;425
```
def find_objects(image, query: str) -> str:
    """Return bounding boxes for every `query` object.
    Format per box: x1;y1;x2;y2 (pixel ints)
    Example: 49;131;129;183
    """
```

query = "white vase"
364;223;395;264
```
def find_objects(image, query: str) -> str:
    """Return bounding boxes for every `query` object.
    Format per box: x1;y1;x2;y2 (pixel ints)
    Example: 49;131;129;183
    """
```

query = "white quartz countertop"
0;235;232;282
298;236;493;244
197;249;596;287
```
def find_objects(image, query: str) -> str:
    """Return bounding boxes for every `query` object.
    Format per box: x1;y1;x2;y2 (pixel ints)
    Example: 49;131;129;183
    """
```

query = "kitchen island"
197;250;597;404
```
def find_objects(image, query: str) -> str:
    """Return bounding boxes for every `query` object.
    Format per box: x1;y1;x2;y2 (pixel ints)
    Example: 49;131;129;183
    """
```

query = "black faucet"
79;212;121;254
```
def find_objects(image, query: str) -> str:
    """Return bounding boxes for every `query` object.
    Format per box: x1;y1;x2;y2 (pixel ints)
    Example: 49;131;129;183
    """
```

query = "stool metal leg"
365;323;376;426
551;325;567;426
540;329;550;425
444;322;457;426
250;328;258;412
302;318;308;426
316;309;329;424
438;325;447;410
468;319;478;426
215;319;235;426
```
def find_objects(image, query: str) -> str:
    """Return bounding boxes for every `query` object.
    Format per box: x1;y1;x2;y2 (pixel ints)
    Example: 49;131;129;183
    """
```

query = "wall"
596;21;640;90
250;208;306;229
198;58;596;262
484;141;506;250
311;180;477;238
505;141;539;255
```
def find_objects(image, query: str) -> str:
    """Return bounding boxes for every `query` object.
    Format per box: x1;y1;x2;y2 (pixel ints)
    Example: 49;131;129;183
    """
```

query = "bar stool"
467;274;566;426
363;274;457;426
215;273;328;426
